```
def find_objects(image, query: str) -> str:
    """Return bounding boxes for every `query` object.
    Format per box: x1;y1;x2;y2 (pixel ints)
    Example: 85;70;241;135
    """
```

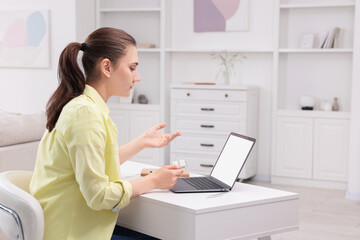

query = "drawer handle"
200;164;214;168
200;143;214;147
200;124;214;128
200;108;215;111
186;93;190;96
225;94;228;98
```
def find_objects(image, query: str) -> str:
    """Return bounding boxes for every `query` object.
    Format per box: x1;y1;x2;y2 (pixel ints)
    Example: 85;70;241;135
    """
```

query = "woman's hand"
141;123;181;148
150;165;183;189
118;123;180;164
130;165;183;198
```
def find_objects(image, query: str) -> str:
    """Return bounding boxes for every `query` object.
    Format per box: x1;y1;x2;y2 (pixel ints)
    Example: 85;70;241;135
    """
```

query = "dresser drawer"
171;153;218;175
172;118;246;133
172;135;227;153
171;89;247;101
171;101;247;116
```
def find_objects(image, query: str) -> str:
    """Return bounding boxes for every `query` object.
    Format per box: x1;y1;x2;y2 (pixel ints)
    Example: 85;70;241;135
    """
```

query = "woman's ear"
100;58;111;78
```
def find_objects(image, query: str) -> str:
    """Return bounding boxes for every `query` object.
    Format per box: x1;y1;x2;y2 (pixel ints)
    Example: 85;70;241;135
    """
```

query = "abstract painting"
194;0;249;32
0;9;49;68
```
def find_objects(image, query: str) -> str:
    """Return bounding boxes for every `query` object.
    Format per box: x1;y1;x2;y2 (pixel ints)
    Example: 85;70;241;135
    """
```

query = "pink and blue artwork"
194;0;248;32
0;10;49;68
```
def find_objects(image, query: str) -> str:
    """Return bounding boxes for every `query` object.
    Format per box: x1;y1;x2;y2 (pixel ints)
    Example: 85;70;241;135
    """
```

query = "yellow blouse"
30;84;132;240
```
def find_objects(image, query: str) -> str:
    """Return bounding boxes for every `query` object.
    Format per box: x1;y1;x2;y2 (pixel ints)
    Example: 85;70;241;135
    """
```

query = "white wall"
170;0;274;180
76;0;96;42
347;0;360;200
0;0;77;114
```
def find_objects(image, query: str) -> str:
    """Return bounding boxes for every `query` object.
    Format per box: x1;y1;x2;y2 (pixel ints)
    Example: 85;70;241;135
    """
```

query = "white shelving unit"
95;0;166;166
279;2;355;9
278;48;353;53
98;8;162;12
271;0;356;189
165;48;274;53
96;0;164;105
276;109;350;119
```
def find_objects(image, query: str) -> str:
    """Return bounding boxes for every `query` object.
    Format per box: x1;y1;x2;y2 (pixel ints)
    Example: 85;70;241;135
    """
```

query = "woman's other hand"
141;123;181;148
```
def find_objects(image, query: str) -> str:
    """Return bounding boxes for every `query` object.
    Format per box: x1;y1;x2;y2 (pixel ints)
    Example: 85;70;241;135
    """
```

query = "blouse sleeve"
63;106;132;211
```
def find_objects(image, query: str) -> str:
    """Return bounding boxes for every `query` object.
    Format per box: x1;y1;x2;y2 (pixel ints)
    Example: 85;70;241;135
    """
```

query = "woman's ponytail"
46;43;85;132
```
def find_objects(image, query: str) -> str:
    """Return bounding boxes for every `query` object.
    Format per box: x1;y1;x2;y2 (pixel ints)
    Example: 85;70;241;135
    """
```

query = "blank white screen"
211;135;254;186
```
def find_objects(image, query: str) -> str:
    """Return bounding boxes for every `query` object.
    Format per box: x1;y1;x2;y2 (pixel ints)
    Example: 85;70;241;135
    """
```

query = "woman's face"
109;45;140;97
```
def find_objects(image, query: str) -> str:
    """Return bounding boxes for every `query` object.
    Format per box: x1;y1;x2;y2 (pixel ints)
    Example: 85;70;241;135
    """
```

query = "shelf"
107;103;161;111
280;3;355;9
99;8;161;12
276;109;350;119
137;48;161;53
279;48;353;53
165;48;273;53
170;83;258;90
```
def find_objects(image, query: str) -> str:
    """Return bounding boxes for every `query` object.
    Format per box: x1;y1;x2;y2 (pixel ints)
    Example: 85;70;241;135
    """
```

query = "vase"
223;69;230;85
324;101;332;111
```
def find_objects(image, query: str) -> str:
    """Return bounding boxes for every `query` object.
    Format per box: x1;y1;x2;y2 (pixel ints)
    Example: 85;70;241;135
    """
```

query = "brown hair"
46;27;136;131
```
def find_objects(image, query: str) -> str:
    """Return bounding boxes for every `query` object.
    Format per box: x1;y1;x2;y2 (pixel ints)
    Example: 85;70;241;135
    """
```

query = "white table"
117;161;298;240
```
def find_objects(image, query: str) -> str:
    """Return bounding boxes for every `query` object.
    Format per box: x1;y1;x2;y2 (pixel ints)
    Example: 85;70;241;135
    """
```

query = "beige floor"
248;180;360;240
1;182;359;240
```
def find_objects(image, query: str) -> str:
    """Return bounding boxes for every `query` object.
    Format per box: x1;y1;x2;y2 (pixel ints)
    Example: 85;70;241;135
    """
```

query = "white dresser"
170;85;259;179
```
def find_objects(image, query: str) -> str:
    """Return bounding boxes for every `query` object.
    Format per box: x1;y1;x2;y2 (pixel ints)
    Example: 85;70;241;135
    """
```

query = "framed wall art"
0;9;50;68
194;0;249;32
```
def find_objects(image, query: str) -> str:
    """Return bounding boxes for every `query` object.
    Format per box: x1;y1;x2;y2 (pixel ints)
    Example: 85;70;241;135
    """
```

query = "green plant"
211;51;247;85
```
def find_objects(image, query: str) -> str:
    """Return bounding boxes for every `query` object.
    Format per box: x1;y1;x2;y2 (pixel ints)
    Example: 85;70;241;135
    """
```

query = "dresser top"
170;84;258;90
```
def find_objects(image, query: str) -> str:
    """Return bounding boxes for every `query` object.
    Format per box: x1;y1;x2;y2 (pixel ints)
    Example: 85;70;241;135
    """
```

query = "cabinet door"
130;111;161;165
313;119;349;182
110;110;130;146
275;117;313;179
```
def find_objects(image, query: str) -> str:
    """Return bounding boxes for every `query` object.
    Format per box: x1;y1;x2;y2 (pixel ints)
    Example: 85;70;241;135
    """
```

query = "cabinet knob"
186;93;190;96
200;124;214;128
200;164;214;168
200;143;214;147
200;108;215;111
225;93;228;98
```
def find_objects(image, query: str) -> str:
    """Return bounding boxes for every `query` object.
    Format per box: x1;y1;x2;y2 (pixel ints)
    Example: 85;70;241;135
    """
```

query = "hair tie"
80;43;87;51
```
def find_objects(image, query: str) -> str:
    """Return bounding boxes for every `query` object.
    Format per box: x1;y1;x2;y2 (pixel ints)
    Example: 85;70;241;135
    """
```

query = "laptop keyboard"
182;177;224;190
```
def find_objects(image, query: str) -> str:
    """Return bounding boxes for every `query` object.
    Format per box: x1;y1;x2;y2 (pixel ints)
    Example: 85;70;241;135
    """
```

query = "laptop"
171;132;256;193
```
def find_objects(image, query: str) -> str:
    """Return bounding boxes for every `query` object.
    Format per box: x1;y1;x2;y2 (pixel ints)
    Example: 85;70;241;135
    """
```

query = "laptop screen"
210;133;255;187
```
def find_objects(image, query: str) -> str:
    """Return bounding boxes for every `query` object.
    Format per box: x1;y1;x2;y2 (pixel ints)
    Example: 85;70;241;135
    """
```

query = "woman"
30;27;183;240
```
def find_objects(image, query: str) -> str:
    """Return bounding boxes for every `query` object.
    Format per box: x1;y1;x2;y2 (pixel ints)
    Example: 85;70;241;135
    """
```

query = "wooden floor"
248;180;360;240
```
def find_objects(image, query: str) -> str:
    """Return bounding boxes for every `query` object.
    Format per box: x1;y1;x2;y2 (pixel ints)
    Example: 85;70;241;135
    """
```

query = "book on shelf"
319;30;330;48
319;27;340;49
328;27;340;48
182;82;216;85
137;43;156;48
